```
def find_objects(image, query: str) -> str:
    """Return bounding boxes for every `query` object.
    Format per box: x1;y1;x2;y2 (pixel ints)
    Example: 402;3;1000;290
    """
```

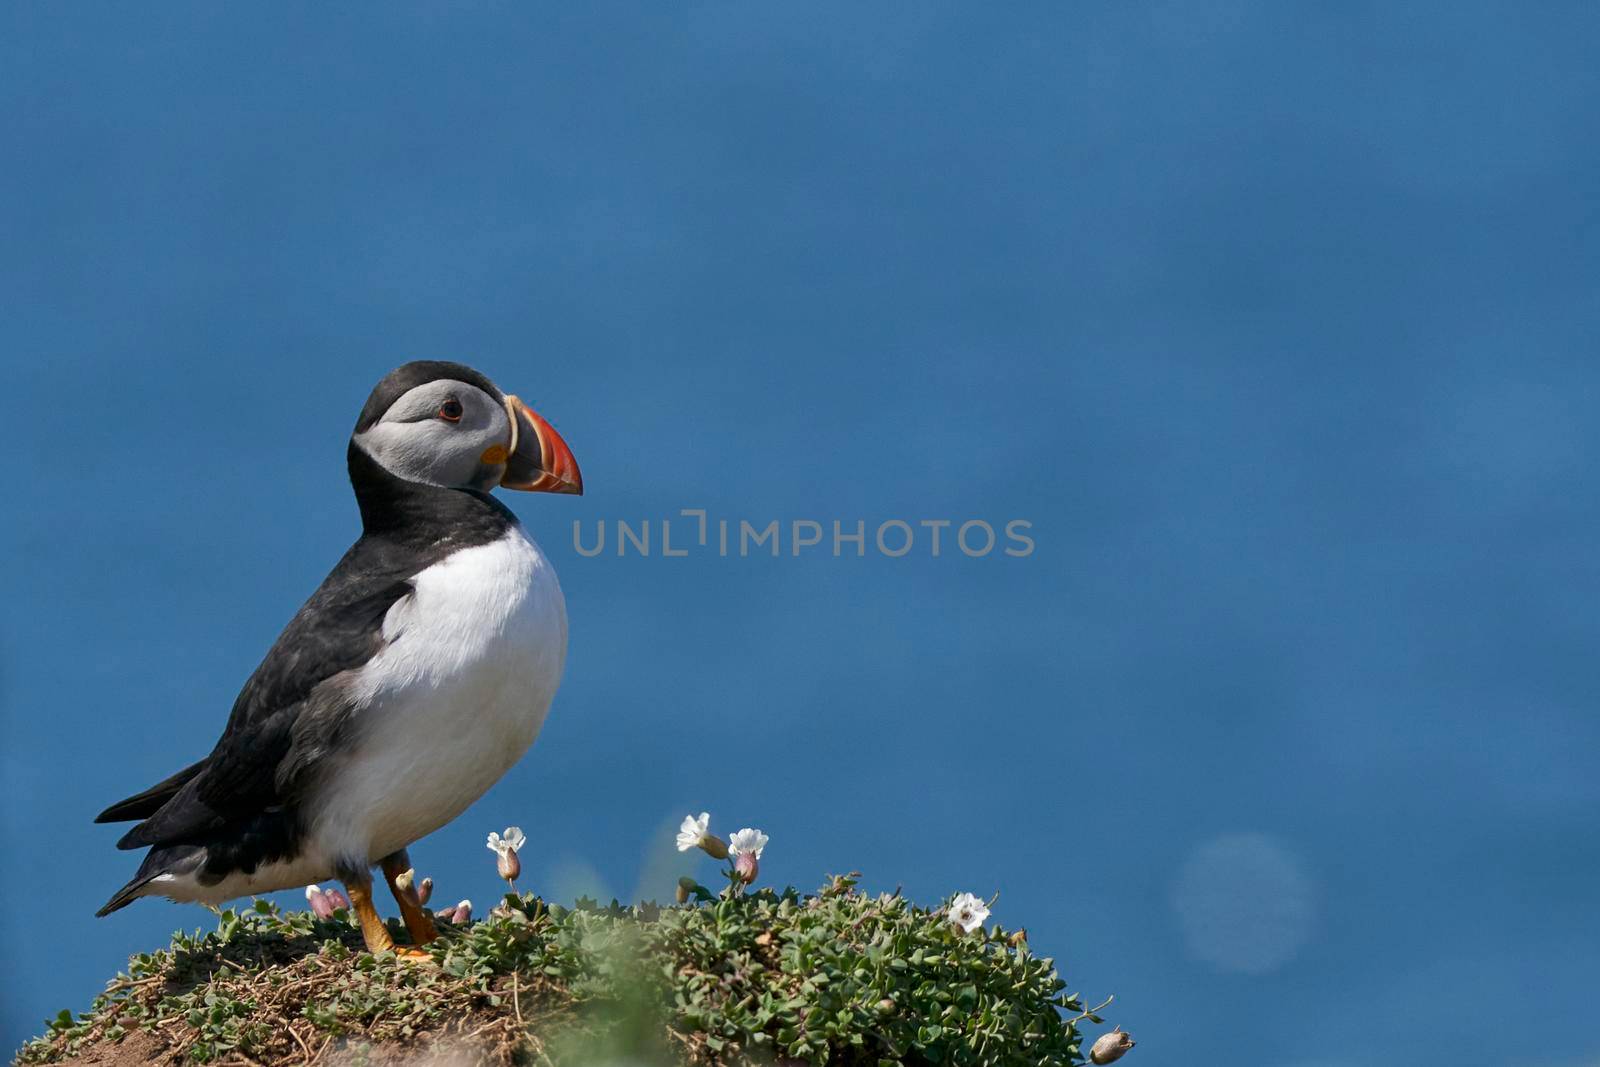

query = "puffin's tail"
96;845;204;917
96;876;155;917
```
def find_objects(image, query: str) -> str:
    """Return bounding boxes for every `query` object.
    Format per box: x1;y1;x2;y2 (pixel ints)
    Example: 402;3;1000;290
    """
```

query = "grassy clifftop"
16;875;1115;1066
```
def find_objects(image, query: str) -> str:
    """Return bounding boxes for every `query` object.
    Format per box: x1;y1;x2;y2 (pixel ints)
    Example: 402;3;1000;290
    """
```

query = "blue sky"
3;3;1598;1063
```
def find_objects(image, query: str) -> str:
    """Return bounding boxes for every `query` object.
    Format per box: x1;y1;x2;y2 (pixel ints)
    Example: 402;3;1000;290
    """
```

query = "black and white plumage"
96;361;582;934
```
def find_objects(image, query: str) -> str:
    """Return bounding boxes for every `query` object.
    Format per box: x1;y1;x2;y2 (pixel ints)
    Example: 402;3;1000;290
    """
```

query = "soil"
45;1029;514;1067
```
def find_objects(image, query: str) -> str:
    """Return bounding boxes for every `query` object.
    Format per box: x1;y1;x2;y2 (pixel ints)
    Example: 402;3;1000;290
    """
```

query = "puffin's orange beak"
500;395;583;495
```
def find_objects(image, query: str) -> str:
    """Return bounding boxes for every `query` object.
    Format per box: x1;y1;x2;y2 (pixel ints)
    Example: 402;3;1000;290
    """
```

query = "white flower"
676;812;711;852
487;826;527;857
727;828;768;859
947;892;991;933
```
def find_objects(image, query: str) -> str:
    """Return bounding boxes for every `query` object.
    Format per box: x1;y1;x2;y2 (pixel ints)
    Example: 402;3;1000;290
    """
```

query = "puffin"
95;360;581;957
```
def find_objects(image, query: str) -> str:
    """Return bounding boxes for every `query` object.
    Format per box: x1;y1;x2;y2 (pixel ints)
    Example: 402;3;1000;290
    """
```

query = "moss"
17;875;1109;1065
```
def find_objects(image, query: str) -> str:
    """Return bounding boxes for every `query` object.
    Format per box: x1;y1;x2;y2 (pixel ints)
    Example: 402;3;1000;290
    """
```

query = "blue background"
3;4;1597;1064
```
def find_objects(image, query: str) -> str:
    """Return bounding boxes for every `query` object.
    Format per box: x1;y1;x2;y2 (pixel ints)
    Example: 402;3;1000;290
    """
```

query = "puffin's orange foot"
393;945;436;962
380;851;440;948
346;879;416;958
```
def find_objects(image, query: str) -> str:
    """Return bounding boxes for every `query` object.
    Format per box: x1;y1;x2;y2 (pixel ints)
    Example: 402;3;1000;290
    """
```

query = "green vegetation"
18;875;1111;1065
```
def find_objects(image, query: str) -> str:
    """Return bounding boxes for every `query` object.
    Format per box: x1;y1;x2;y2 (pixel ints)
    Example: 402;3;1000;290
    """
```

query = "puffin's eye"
438;398;464;422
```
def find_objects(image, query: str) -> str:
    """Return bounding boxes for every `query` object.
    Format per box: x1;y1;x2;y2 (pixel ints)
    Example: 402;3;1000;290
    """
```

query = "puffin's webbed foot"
381;849;439;947
344;875;434;962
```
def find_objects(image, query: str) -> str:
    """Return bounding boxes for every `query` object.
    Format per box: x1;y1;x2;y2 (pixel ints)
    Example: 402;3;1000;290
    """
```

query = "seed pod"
675;878;693;905
416;877;433;907
305;885;336;920
699;834;730;861
497;848;521;883
1090;1028;1135;1064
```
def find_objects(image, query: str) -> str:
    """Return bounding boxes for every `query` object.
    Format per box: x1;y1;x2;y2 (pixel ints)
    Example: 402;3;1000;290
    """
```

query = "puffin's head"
351;360;582;495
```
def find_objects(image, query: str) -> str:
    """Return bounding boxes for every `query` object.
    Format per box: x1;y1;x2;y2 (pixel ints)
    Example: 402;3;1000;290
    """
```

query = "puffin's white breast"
311;525;567;867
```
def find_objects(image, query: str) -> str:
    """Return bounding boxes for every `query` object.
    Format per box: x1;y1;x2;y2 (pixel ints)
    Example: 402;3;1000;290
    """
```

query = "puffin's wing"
109;547;416;852
94;757;208;823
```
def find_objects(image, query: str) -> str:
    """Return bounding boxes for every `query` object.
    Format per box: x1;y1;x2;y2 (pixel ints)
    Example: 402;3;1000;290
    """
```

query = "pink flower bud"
498;848;521;883
438;899;472;924
305;885;336;920
1090;1028;1135;1064
324;888;351;913
733;850;759;885
416;877;433;907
